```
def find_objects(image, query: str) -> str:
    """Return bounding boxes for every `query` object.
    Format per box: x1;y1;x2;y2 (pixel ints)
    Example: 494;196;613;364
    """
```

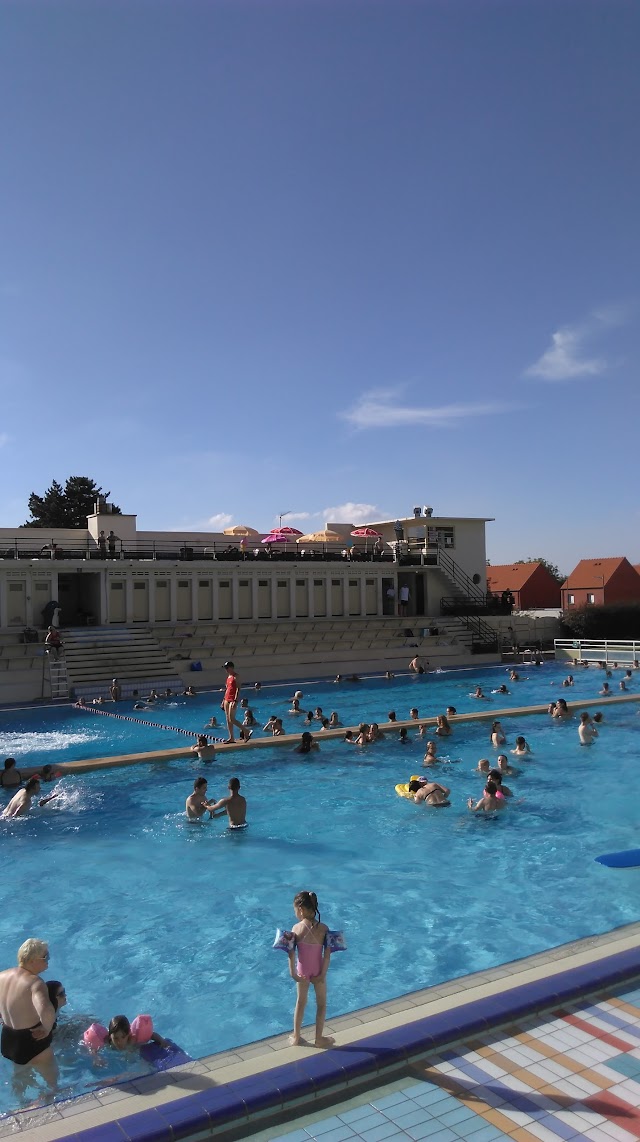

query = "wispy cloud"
341;389;517;430
322;502;381;525
525;305;629;381
272;511;314;525
207;512;233;527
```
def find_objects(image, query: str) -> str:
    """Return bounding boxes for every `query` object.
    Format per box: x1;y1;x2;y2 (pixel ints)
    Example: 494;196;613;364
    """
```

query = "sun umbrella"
275;526;303;536
261;532;291;544
350;526;383;552
296;530;343;543
223;525;259;536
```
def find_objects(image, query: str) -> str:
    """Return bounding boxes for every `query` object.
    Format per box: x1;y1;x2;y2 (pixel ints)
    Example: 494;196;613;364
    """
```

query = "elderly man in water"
0;938;58;1087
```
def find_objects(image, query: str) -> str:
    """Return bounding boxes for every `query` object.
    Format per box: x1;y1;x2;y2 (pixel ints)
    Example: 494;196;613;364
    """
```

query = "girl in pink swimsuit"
287;891;334;1049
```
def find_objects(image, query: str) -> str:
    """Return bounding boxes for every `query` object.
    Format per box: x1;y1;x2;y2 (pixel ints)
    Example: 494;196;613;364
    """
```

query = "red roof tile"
561;557;630;588
486;563;543;593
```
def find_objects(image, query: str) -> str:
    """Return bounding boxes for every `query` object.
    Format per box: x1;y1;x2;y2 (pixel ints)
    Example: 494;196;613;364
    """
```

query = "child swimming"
286;890;334;1049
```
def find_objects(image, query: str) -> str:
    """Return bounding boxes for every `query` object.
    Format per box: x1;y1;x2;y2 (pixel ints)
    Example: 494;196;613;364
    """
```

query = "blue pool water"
0;660;635;766
1;663;639;1113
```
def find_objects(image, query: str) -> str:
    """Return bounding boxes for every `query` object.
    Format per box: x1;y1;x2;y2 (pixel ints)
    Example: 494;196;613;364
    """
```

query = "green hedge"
561;603;640;640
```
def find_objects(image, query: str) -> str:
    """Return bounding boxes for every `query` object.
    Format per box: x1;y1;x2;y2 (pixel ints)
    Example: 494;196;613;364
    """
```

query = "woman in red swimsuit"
221;661;243;743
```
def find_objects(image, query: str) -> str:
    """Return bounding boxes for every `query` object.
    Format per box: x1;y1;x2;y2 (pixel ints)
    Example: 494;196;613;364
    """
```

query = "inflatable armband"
324;930;347;953
130;1014;154;1043
83;1022;109;1050
272;928;295;953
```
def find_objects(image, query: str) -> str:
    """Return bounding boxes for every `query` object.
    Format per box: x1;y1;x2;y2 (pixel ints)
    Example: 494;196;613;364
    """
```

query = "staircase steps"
62;627;184;699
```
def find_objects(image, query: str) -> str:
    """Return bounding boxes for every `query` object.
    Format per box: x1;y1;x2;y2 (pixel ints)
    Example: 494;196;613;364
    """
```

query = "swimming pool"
1;671;639;1114
0;660;633;766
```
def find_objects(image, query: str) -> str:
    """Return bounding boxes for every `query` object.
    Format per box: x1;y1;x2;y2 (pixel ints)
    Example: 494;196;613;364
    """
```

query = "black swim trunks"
1;1024;53;1065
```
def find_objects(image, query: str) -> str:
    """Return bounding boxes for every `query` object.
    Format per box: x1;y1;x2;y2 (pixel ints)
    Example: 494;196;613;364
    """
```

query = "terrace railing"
555;638;640;665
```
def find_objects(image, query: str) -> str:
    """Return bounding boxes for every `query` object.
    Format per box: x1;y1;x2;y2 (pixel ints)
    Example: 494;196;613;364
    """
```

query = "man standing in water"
210;777;247;828
0;939;57;1088
221;661;243;744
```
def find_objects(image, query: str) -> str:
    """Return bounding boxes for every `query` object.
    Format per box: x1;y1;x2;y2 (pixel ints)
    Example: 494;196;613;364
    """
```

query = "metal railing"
440;596;512;617
0;538;396;563
555;638;640;665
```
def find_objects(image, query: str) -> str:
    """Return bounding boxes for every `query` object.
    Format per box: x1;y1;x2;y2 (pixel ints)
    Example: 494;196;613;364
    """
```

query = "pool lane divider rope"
74;704;217;741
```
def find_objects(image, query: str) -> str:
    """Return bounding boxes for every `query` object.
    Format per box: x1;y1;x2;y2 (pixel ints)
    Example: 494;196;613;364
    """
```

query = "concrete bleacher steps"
62;628;184;701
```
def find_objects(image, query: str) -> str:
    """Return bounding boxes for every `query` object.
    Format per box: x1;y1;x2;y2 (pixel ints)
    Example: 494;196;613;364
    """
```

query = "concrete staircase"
62;627;184;700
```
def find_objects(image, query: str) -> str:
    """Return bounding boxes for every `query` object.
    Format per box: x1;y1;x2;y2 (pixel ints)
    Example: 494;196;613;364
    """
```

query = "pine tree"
23;478;121;528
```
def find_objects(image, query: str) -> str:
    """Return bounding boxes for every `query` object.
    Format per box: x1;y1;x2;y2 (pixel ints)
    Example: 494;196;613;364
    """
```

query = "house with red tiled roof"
486;563;560;610
560;557;640;610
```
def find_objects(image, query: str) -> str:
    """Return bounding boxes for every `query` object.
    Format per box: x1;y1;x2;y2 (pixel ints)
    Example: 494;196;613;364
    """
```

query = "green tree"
22;478;121;528
516;557;564;584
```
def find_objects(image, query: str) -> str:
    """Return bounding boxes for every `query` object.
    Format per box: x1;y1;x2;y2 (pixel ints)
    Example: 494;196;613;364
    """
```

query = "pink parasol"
261;532;291;544
275;526;303;536
350;526;383;553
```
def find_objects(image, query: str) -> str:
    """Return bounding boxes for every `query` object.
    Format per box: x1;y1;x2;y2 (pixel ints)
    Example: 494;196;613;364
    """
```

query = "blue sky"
1;0;639;574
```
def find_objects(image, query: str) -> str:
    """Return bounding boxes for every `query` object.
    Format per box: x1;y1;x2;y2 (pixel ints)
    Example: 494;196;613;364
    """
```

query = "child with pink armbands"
84;1013;168;1052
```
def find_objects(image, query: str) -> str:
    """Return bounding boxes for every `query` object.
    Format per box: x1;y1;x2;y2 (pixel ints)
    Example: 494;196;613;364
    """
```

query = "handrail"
0;539;394;563
555;638;640;664
437;548;486;602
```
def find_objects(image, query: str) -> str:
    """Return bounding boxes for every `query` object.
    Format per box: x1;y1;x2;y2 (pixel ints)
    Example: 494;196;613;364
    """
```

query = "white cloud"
272;511;314;525
322;502;381;525
340;390;516;430
525;305;630;381
207;512;233;527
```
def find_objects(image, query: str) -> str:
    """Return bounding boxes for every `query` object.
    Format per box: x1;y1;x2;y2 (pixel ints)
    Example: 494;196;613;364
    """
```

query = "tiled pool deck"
8;923;640;1142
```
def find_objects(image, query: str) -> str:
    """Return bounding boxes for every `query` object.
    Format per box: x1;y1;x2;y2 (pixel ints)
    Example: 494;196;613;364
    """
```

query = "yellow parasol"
223;525;260;536
296;530;344;543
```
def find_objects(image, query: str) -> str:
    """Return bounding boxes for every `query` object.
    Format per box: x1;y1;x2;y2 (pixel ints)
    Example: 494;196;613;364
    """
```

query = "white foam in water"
0;730;101;756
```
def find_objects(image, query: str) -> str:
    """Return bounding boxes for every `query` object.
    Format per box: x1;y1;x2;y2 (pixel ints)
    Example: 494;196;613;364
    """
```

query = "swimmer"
398;728;409;744
302;711;314;726
624;669;633;683
488;769;512;797
490;720;506;747
186;777;217;819
286;890;334;1049
182;685;196;698
164;688;173;698
409;707;419;721
562;675;574;687
205;716;219;728
0;938;57;1086
385;671;395;680
476;758;491;773
367;723;385;742
578;711;598;746
496;753;516;776
593;712;604;724
343;731;355;744
254;682;262;691
446;706;457;718
146;689;159;703
209;777;247;827
313;708;324;721
289;698;302;714
553;698;571;718
354;723;370;746
422;740;438;767
328;712;341;727
319;718;331;731
333;675;343;683
509;670;520;681
107;1014;168;1050
436;714;451;737
408;778;450;806
1;758;22;789
2;777;57;818
242;707;257;728
472;685;488;700
492;684;509;695
511;736;532;756
468;780;506;812
600;682;611;696
409;656;424;673
388;711;397;723
295;732;319;754
191;735;216;762
620;680;628;691
74;696;87;707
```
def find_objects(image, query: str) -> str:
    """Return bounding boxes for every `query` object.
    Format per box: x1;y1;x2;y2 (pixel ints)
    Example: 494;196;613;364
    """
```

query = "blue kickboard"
595;849;640;869
140;1038;192;1070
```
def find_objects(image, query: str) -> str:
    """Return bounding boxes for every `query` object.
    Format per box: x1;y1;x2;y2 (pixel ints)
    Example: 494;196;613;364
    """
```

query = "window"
277;580;287;588
219;581;230;588
259;580;269;587
331;579;341;586
428;526;455;548
156;581;167;589
314;579;323;587
587;593;595;604
199;580;210;587
349;579;358;587
178;581;189;587
133;583;145;590
568;593;575;605
296;579;305;587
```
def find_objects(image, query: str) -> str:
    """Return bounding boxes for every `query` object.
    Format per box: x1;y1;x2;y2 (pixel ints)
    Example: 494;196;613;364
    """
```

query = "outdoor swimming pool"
1;662;639;1114
0;660;633;766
